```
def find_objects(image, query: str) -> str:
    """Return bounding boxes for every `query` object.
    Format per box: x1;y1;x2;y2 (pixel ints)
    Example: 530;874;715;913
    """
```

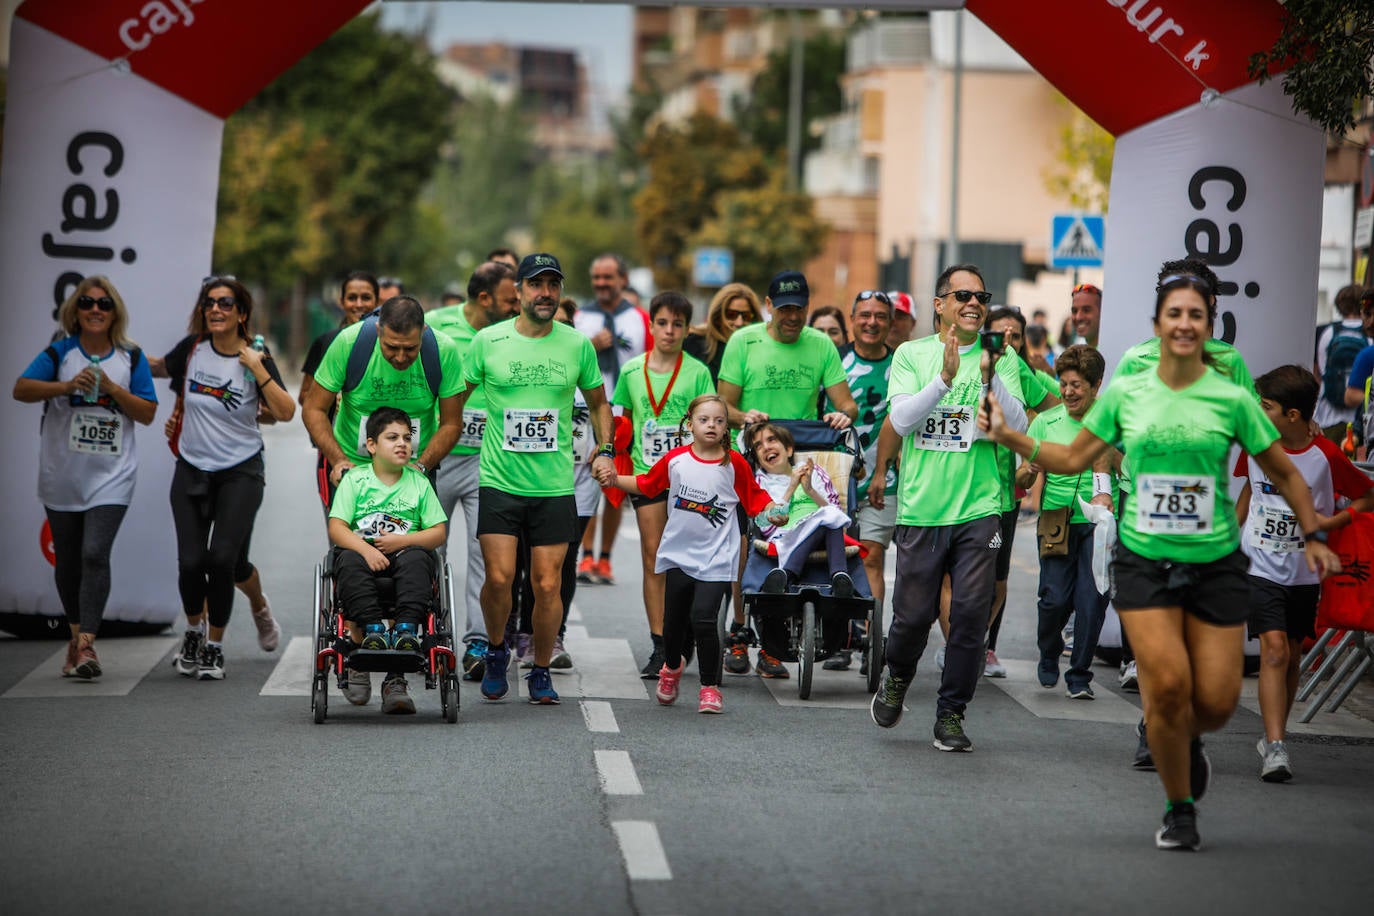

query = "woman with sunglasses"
980;257;1340;852
163;277;296;680
14;276;158;678
685;282;761;384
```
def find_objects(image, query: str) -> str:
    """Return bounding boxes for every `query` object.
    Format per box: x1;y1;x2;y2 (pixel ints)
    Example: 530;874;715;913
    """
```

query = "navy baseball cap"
768;270;809;309
517;253;564;282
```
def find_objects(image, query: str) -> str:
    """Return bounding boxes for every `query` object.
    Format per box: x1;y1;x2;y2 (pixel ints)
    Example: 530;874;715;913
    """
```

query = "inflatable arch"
0;0;1322;631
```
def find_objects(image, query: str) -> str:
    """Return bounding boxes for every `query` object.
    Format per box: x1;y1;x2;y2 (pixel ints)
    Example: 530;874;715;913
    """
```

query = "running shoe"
870;670;910;729
935;646;946;671
983;649;1007;678
526;666;560;705
381;674;416;715
197;644;226;681
655;662;683;705
72;645;102;680
822;650;852;671
391;624;422;653
516;632;534;669
830;571;855;598
1155;802;1200;851
723;639;751;675
361;624;390;651
762;568;789;594
640;646;665;680
1190;737;1211;801
594;557;615;586
551;636;573;670
1037;657;1058;688
481;642;511;700
1066;683;1095;700
1258;737;1293;783
342;667;372;706
174;629;203;677
933;711;973;752
698;686;723;714
755;651;789;678
62;637;79;678
250;597;280;652
1133;718;1155;770
576;555;596;583
462;638;488;682
1119;660;1139;691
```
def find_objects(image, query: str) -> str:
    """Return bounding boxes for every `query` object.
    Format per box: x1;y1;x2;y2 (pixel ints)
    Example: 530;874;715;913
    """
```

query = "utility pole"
946;11;964;265
786;10;805;190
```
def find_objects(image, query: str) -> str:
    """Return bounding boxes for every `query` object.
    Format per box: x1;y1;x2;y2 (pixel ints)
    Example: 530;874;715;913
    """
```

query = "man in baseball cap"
517;252;565;283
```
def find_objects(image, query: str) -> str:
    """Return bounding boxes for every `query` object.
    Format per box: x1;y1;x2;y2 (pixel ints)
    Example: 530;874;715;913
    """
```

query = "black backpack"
342;317;442;398
1321;322;1366;411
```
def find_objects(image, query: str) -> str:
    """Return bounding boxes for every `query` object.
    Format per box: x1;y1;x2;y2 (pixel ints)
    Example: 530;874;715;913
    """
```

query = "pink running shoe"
62;637;79;677
698;686;723;714
655;662;683;705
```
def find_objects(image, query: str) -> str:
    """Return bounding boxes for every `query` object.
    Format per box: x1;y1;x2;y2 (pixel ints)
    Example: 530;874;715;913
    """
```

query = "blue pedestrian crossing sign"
1050;214;1105;269
692;247;734;287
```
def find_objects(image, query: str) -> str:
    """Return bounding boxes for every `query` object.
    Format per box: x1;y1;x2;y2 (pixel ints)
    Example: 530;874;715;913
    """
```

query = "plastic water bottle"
86;355;101;403
246;334;265;386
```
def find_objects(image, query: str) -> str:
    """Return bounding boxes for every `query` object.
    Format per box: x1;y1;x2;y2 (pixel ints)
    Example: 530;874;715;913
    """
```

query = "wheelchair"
311;547;461;723
724;420;883;699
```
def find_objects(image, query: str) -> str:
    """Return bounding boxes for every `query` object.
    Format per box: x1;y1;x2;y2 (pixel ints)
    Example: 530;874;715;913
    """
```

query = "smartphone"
980;329;1006;353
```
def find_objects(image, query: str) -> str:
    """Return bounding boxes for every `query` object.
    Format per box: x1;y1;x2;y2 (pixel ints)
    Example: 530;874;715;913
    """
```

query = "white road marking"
983;658;1141;725
564;624;590;641
259;636;315;696
567;601;583;623
3;636;178;698
581;700;620;733
595;749;644;795
611;821;672;881
518;636;651;700
758;657;884;709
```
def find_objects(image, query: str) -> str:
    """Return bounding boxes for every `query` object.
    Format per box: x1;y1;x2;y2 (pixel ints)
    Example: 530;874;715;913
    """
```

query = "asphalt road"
3;422;1373;915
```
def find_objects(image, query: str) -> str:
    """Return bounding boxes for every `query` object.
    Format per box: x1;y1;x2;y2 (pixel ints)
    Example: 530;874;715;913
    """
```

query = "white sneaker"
983;649;1007;678
935;646;946;671
1257;737;1292;783
1119;660;1138;691
251;598;281;652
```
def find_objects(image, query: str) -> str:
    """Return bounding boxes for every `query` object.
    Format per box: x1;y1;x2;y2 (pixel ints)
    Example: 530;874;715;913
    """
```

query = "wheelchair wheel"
798;601;816;700
866;600;883;694
312;677;327;724
716;594;731;682
441;672;459;724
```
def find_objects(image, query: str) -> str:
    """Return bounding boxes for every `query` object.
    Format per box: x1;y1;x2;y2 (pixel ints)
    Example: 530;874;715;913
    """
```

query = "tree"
634;114;771;290
687;171;829;293
733;27;847;162
1042;95;1114;213
1248;0;1374;135
531;161;640;301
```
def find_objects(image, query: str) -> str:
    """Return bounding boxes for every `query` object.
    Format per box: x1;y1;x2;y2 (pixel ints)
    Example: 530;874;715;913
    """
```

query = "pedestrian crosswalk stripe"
983;658;1142;725
2;636;177;698
516;635;651;701
259;636;315;696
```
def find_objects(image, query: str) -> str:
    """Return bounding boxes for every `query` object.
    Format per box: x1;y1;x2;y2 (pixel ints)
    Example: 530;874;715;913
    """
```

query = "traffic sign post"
1050;214;1105;269
692;247;734;287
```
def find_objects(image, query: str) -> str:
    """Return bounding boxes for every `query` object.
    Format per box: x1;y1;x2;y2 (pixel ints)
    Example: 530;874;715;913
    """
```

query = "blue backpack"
1321;322;1367;411
342;316;442;398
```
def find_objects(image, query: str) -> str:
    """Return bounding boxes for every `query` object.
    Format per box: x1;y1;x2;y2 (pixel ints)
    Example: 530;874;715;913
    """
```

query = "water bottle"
246;334;265;386
86;355;101;403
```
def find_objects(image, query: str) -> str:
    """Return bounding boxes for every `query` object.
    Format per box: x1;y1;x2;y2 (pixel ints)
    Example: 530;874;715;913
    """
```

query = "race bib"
503;408;558;452
641;418;689;467
1247;502;1304;554
1135;474;1214;534
458;409;486;449
69;410;123;456
357;415;420;455
916;404;976;452
354;511;412;540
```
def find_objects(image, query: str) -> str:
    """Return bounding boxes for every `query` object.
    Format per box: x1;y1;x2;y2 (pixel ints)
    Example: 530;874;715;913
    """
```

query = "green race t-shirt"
1036;368;1061;399
426;305;492;457
329;464;447;538
718;323;846;419
827;344;895;499
1017;358;1052;411
313;321;464;465
611;352;716;473
890;334;1026;526
1083;369;1277;563
464;320;602;497
1027;404;1114;525
1116;336;1256;397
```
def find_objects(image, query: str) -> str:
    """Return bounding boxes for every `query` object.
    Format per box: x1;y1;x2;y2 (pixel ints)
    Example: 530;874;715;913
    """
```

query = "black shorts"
1110;542;1250;626
995;506;1018;581
477;487;578;547
630;490;668;511
1246;575;1320;640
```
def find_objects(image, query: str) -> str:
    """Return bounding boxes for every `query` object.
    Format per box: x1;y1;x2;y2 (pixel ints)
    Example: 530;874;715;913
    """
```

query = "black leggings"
45;505;128;634
663;568;729;687
333;547;434;626
169;455;265;629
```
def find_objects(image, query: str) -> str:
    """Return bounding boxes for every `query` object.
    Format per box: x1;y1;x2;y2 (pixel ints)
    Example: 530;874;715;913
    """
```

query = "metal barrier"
1297;628;1374;723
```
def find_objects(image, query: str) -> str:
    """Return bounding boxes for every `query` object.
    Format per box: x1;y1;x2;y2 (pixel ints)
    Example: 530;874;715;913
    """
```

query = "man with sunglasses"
870;263;1028;752
1070;283;1102;348
823;289;895;672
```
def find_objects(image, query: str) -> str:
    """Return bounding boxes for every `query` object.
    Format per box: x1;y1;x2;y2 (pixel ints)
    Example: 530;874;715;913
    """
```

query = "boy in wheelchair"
328;406;447;713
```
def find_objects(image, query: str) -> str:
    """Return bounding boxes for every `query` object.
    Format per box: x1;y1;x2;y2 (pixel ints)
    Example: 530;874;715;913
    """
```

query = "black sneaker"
197;644;225;681
933;711;973;752
1190;737;1211;801
1155;802;1200;851
1133;718;1155;770
723;631;752;675
391;625;421;653
462;638;488;681
830;571;855;598
755;651;789;678
174;629;203;677
870;671;910;728
640;647;665;680
822;650;852;671
762;568;789;594
361;626;390;650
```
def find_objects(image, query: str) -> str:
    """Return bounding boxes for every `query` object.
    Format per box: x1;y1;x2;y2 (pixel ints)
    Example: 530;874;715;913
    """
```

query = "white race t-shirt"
166;334;284;472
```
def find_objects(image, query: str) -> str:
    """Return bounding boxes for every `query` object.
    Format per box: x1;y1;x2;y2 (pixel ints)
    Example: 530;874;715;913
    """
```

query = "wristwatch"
414;461;428;474
595;444;615;460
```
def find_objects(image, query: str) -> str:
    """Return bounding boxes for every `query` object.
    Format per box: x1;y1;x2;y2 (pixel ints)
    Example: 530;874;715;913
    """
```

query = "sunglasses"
724;308;756;321
1072;283;1102;296
1156;273;1208;292
202;274;237;287
944;289;993;305
77;295;115;312
854;290;892;306
378;277;403;287
201;296;240;312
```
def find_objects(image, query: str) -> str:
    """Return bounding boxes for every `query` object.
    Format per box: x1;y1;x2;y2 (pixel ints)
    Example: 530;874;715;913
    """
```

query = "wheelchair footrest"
344;648;426;673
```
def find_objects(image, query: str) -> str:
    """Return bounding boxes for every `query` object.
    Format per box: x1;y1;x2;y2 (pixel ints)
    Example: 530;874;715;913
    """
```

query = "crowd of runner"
15;252;1372;854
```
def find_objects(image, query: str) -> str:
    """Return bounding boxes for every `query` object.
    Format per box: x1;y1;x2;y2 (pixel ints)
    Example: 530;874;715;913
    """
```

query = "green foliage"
531;162;640;301
1248;0;1374;135
1042;95;1114;214
687;171;829;293
733;29;847;160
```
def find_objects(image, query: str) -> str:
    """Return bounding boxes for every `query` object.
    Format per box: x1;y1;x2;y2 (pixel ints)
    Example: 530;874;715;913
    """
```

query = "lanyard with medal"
642;353;685;465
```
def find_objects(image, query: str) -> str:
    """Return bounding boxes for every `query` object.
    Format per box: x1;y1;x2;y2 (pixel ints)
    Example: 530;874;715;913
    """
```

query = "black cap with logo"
768;269;809;308
517;253;565;282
